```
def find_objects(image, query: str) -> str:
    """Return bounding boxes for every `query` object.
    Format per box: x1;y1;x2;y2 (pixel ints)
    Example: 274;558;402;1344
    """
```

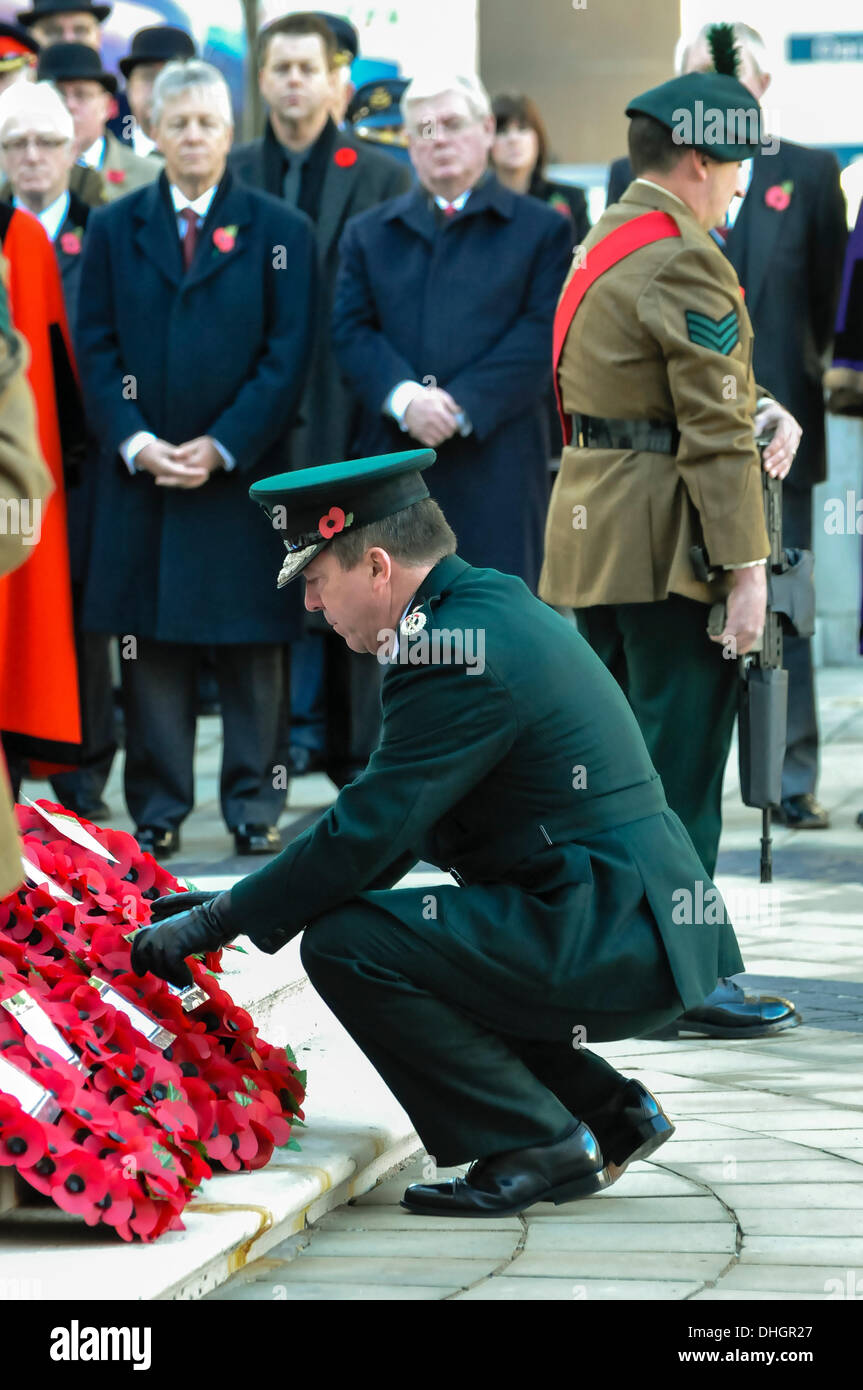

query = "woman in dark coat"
491;93;590;243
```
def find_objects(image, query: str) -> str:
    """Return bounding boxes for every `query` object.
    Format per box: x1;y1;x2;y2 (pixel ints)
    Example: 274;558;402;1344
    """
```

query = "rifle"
707;432;815;882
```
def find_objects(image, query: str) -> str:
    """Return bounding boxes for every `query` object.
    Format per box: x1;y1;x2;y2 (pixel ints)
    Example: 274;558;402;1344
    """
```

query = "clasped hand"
130;889;236;988
135;437;224;489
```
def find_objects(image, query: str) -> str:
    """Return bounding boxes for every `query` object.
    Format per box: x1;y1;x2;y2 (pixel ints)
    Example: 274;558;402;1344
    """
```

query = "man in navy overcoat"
76;60;316;859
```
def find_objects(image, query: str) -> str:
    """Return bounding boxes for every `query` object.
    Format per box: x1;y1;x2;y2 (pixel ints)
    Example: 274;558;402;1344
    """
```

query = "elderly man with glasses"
332;70;573;594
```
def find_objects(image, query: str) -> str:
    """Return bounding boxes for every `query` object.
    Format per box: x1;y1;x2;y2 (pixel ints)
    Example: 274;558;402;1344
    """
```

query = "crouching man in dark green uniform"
132;449;747;1217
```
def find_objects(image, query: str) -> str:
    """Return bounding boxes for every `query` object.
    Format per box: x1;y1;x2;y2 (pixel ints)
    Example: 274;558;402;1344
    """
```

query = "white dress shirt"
13;190;70;242
121;182;236;474
79;136;106;169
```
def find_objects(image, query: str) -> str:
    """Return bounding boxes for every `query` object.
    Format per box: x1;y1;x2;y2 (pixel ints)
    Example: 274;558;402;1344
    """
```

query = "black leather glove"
131;889;236;988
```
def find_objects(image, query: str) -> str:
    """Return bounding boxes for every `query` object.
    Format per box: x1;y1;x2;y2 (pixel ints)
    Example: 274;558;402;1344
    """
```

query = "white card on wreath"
22;796;118;863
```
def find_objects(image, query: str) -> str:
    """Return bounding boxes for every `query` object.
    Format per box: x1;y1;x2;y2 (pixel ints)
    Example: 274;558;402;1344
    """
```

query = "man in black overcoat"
230;12;410;788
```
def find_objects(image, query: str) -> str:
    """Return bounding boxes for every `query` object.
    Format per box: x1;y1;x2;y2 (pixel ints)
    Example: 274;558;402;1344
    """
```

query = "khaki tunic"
540;180;770;609
0;261;53;897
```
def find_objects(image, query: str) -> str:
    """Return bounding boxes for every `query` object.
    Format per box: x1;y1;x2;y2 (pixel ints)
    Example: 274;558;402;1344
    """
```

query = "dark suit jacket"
332;175;574;588
75;170;317;644
606;144;847;490
52;190;91;338
230;121;411;472
233;554;743;1022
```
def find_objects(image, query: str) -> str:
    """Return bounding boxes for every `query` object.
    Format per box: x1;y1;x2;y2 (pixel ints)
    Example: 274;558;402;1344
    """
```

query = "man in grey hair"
75;59;318;862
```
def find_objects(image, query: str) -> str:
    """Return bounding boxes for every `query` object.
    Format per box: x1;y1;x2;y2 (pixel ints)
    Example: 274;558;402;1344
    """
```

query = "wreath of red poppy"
0;801;307;1239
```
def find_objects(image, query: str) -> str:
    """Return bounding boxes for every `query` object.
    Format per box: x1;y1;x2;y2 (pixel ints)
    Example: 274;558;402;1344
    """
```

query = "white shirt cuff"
723;558;767;570
385;380;425;430
212;440;236;472
120;431;157;474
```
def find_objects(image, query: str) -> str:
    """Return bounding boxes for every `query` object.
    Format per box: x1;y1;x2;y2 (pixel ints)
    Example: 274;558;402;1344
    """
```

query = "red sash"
553;211;682;446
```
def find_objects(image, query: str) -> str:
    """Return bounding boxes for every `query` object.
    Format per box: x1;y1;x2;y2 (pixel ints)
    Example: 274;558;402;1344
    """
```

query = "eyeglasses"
1;136;69;154
409;115;478;139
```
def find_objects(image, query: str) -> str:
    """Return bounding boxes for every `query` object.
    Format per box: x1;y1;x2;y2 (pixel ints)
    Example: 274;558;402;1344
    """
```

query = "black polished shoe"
583;1079;675;1186
400;1122;609;1217
233;824;281;855
857;809;863;829
135;826;180;859
771;793;830;829
644;978;800;1040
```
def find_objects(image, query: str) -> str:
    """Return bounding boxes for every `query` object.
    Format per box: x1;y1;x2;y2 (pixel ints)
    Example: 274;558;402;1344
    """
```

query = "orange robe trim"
0;210;81;745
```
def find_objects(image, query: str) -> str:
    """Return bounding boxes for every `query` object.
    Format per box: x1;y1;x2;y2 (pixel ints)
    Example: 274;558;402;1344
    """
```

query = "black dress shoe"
400;1122;609;1217
583;1079;674;1185
643;978;800;1040
233;824;281;855
857;809;863;829
135;826;180;859
771;793;830;829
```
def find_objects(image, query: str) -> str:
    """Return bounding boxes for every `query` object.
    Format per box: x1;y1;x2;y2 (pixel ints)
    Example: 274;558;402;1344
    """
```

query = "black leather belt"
569;414;680;454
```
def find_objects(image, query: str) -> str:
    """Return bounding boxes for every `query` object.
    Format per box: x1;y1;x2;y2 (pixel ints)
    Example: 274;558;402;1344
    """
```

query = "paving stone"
656;1137;826;1161
522;1222;736;1253
522;1195;725;1223
253;1255;499;1286
666;1158;862;1183
208;1280;454;1300
711;1182;863;1209
735;1208;863;1237
508;1251;729;1280
715;1264;858;1293
723;1109;863;1131
316;1209;522;1232
650;1090;795;1113
288;1230;518;1259
526;1170;700;1201
692;1290;826;1301
453;1277;702;1300
741;1236;863;1265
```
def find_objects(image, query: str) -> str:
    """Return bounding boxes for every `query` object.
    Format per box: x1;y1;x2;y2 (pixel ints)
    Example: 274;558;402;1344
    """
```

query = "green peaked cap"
250;448;437;586
626;71;763;161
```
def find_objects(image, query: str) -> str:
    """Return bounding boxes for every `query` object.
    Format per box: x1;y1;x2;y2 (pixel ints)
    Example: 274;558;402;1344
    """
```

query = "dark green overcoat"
233;555;744;1033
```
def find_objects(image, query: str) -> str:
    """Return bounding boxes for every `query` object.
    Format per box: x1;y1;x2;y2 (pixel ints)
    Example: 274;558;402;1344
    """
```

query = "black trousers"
781;486;819;799
577;595;737;878
280;625;383;784
121;638;286;831
301;898;681;1166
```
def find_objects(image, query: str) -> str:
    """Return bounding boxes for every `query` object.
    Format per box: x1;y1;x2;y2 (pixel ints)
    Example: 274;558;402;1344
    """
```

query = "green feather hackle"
706;22;741;78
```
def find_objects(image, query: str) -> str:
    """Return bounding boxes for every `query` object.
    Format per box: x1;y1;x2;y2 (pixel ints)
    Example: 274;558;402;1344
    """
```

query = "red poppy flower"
764;183;791;212
212;226;237;253
50;1150;108;1216
318;505;346;538
0;1102;46;1168
334;146;358;168
106;168;126;184
59;232;82;255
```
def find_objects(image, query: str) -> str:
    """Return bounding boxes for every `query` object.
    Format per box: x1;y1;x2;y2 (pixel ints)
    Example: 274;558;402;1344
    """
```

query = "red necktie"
180;207;199;270
443;202;457;217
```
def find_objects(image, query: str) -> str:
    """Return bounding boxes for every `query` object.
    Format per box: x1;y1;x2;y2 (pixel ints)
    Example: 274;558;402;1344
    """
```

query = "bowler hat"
37;39;117;92
18;0;111;27
119;25;197;79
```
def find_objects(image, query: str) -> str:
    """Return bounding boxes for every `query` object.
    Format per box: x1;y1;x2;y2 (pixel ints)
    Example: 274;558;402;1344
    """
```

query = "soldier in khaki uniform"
0;260;53;896
540;72;803;1040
